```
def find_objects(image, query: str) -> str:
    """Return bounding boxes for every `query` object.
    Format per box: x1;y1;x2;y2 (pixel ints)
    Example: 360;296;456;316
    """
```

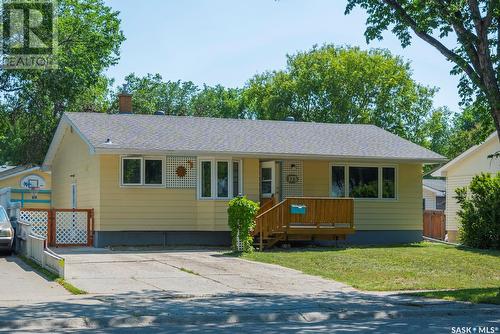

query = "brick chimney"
118;93;132;114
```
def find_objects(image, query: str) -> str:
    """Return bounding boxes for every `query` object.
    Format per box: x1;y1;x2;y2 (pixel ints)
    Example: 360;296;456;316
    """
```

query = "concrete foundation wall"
94;231;231;248
345;230;422;245
94;230;422;248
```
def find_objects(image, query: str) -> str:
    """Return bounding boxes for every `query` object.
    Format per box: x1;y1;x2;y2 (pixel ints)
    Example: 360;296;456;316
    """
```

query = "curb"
1;306;499;330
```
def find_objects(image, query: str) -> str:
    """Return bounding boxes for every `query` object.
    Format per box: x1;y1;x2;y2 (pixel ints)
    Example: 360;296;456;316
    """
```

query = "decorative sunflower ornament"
176;165;187;177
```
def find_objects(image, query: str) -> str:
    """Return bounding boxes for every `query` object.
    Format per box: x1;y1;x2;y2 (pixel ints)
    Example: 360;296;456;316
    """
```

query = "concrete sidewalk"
0;289;498;332
0;255;70;302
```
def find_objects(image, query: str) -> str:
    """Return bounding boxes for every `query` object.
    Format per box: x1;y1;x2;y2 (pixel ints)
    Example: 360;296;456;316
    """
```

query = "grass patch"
55;278;87;295
241;242;500;299
411;288;500;305
18;255;87;295
179;267;200;276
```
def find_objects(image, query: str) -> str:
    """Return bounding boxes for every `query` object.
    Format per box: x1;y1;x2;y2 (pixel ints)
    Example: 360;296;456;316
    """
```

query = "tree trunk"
492;105;500;141
485;89;500;142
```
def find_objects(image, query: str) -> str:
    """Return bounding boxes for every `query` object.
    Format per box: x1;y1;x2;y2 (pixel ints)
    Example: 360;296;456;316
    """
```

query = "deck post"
259;218;263;251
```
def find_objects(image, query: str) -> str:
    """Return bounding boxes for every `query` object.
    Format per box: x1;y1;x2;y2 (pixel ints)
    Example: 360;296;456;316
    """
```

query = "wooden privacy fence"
19;208;94;247
423;210;446;240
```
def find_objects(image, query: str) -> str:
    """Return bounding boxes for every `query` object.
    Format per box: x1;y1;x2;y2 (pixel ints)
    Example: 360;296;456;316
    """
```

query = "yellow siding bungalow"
42;95;446;247
0;165;51;208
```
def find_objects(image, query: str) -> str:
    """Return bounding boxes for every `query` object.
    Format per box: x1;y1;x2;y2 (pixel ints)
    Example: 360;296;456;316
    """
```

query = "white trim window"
232;160;242;197
198;158;242;199
121;156;165;186
260;161;275;198
330;164;397;199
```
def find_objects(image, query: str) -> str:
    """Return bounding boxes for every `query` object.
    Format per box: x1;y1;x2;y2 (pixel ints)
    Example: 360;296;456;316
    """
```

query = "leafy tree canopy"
118;73;246;119
244;45;439;146
0;0;124;164
345;0;500;140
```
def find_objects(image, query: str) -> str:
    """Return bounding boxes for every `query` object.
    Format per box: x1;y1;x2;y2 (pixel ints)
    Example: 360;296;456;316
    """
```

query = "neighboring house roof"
0;165;15;173
43;112;447;167
432;131;498;177
0;165;44;181
423;179;446;196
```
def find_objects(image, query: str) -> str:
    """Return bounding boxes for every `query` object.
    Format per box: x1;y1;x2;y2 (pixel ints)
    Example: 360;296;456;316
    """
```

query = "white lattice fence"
281;160;303;197
55;211;88;245
166;156;197;188
19;210;48;238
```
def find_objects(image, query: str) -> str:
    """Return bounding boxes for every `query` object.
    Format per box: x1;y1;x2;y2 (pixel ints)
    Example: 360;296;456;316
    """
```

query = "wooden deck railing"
287;197;354;228
257;195;277;216
254;197;355;250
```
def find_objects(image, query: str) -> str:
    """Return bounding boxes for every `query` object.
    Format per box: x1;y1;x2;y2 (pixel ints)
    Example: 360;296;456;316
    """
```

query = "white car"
0;206;14;254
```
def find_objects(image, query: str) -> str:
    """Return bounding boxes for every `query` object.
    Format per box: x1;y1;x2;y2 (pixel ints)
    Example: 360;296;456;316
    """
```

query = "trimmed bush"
227;196;260;252
455;172;500;249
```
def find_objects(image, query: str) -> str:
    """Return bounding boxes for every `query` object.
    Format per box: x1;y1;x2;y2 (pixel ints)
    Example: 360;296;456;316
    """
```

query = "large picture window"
330;164;396;199
121;157;164;186
349;166;379;198
198;158;242;199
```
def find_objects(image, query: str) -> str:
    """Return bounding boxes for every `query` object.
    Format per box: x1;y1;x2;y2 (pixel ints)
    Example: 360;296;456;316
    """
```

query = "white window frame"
329;163;398;201
232;160;243;198
198;159;214;199
260;161;275;198
380;166;398;199
144;157;166;186
197;157;243;200
120;156;165;187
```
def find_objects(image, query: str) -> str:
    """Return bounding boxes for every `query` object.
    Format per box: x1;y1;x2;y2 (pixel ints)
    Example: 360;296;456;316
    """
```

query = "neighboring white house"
422;179;446;211
432;131;500;242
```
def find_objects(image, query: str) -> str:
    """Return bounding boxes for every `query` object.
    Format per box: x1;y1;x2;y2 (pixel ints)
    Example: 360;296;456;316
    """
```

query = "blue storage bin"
290;204;307;215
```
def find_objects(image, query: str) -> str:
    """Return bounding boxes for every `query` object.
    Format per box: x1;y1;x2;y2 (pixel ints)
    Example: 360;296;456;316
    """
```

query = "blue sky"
104;0;461;111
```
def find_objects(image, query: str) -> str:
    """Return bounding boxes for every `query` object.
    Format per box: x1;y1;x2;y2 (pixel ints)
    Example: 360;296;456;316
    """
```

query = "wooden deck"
253;197;355;250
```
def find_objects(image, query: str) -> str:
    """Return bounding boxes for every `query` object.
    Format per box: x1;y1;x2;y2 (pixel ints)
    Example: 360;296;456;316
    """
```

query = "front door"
260;161;275;199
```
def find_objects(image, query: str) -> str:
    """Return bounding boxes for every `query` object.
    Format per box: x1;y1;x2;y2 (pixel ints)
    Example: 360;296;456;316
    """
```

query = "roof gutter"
92;147;448;164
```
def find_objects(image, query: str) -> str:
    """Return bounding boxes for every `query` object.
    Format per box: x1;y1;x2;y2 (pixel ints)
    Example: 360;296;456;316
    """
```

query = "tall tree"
345;0;500;140
446;100;495;157
119;73;198;115
0;0;125;164
118;74;246;118
191;85;246;118
244;45;440;146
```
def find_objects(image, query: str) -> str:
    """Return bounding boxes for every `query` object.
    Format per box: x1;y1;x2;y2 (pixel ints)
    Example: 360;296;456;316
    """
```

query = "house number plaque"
286;174;299;184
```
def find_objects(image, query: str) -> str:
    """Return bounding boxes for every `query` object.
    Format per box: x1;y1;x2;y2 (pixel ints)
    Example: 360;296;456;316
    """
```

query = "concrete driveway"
58;247;352;296
1;249;499;332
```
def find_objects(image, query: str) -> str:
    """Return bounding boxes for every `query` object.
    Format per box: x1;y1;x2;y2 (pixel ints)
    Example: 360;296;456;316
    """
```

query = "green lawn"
241;242;500;304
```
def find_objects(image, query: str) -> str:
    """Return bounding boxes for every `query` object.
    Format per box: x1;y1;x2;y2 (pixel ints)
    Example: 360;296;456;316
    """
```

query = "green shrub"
227;196;260;252
455;172;500;249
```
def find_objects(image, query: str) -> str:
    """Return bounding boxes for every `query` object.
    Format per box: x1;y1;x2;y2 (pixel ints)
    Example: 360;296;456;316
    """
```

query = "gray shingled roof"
0;165;36;180
423;179;446;192
64;112;446;162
